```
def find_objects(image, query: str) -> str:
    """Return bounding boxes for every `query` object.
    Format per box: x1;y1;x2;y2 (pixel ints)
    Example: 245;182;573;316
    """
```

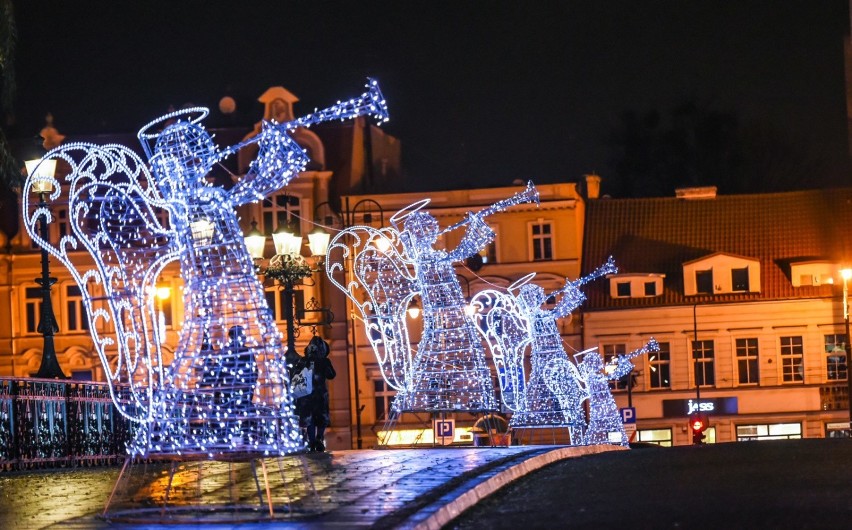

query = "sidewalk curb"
406;445;627;530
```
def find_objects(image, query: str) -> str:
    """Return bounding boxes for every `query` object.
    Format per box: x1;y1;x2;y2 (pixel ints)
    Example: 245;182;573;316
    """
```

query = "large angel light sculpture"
472;258;616;444
22;79;388;458
326;182;539;416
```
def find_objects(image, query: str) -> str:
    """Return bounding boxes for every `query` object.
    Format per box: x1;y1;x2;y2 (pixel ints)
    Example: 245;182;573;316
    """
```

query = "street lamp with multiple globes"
841;268;852;434
25;158;67;379
244;220;331;365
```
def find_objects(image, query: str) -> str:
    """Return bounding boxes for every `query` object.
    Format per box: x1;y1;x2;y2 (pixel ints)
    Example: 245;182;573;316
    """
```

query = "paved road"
450;438;852;529
0;445;616;529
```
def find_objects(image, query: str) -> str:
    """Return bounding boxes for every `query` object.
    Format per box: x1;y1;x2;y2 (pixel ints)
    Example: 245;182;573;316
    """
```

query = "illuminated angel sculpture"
472;258;616;444
22;79;388;457
577;339;659;446
326;182;539;414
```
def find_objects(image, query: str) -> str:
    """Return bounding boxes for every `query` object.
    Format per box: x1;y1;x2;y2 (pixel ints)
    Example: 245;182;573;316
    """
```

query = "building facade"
581;187;852;446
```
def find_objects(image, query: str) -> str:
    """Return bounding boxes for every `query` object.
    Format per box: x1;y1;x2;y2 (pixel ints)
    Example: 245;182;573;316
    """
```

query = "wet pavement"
0;445;621;529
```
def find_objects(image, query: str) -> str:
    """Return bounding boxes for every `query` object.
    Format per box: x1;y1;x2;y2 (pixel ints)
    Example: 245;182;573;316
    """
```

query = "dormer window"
684;253;761;296
789;260;837;287
609;273;665;299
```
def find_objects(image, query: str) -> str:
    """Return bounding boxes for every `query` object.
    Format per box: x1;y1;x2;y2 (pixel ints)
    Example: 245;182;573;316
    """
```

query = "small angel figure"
576;339;659;446
473;258;616;444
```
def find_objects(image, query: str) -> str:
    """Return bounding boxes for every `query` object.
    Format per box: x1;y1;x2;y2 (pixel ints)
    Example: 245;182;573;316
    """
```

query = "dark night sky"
8;1;852;194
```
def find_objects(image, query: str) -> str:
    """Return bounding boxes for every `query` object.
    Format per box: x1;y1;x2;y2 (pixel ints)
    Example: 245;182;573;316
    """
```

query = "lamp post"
25;159;67;379
244;220;330;365
841;268;852;434
341;198;385;449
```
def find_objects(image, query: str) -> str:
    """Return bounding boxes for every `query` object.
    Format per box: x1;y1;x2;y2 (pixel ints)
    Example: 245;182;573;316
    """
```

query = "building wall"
583;296;850;445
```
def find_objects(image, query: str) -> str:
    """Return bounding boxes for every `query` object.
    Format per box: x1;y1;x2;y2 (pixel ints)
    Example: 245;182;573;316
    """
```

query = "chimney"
675;186;717;200
584;173;601;200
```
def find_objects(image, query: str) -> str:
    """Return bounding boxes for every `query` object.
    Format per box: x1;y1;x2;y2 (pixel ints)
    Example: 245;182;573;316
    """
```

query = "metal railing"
0;378;132;470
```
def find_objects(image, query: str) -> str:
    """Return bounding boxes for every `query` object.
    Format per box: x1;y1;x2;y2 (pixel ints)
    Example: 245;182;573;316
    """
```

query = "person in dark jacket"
292;335;336;452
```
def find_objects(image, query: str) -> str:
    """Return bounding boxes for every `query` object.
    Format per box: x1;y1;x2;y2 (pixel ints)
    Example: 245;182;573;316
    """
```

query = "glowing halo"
507;272;537;294
389;198;431;227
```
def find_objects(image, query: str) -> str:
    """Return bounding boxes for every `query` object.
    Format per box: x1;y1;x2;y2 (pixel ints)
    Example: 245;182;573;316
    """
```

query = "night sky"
8;1;851;194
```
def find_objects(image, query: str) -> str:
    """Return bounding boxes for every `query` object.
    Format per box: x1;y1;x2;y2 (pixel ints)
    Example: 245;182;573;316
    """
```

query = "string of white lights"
23;80;388;458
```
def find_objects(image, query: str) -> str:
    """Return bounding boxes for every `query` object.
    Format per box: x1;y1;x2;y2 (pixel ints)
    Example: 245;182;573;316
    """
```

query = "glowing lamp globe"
26;159;57;194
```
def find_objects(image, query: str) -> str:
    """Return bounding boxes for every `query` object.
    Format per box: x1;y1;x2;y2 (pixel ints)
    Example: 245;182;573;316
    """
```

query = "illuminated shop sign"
662;397;738;417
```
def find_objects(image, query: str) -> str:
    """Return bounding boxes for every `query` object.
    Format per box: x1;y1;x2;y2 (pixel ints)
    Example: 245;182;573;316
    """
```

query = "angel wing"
23;143;178;423
470;289;531;412
325;224;418;391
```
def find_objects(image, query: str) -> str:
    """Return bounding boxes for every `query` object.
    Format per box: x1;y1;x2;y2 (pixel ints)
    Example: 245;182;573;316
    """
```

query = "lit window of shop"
636;428;672;447
780;336;804;383
736;423;801;441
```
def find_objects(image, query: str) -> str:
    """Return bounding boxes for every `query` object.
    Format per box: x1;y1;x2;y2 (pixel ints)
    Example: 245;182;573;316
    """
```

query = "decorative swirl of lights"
23;80;388;457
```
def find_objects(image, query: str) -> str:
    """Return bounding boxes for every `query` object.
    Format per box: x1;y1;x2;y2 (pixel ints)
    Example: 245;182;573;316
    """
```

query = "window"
636;428;672;447
780;336;804;383
25;287;42;334
603;343;627;389
479;241;497;264
616;282;630;297
373;379;396;421
692;340;715;386
262;194;301;235
57;208;69;239
530;221;553;261
695;270;713;294
65;285;89;332
735;338;759;385
644;282;657;296
736;423;801;441
265;286;304;322
731;267;749;291
825;334;848;381
649;342;670;389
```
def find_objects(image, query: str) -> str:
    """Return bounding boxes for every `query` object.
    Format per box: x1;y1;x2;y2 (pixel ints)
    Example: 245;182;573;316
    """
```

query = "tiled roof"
581;188;852;310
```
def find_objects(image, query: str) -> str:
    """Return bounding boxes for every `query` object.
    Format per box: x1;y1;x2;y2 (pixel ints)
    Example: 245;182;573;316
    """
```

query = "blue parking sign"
620;407;636;424
434;418;455;445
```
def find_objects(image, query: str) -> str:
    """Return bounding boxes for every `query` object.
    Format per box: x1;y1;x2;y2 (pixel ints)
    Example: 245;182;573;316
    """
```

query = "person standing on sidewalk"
292;336;336;452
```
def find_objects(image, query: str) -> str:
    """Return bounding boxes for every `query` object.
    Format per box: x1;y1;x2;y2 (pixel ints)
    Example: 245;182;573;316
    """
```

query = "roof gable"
581;188;852;309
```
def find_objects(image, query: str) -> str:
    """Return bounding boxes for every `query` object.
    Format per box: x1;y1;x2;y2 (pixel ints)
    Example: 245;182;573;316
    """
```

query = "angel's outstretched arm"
227;124;309;206
445;213;496;263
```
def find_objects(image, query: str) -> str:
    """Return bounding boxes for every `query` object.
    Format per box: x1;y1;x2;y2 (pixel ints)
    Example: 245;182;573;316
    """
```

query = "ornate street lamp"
244;221;330;365
25;158;67;379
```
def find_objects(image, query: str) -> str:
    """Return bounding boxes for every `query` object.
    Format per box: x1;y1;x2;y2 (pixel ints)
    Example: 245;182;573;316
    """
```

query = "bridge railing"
0;378;132;470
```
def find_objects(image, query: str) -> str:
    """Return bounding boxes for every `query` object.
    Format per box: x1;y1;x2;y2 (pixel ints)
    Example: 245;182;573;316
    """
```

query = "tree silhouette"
0;0;17;190
608;102;826;198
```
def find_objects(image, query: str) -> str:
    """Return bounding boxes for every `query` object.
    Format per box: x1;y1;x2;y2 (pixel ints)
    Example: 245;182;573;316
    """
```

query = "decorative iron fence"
0;378;132;470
